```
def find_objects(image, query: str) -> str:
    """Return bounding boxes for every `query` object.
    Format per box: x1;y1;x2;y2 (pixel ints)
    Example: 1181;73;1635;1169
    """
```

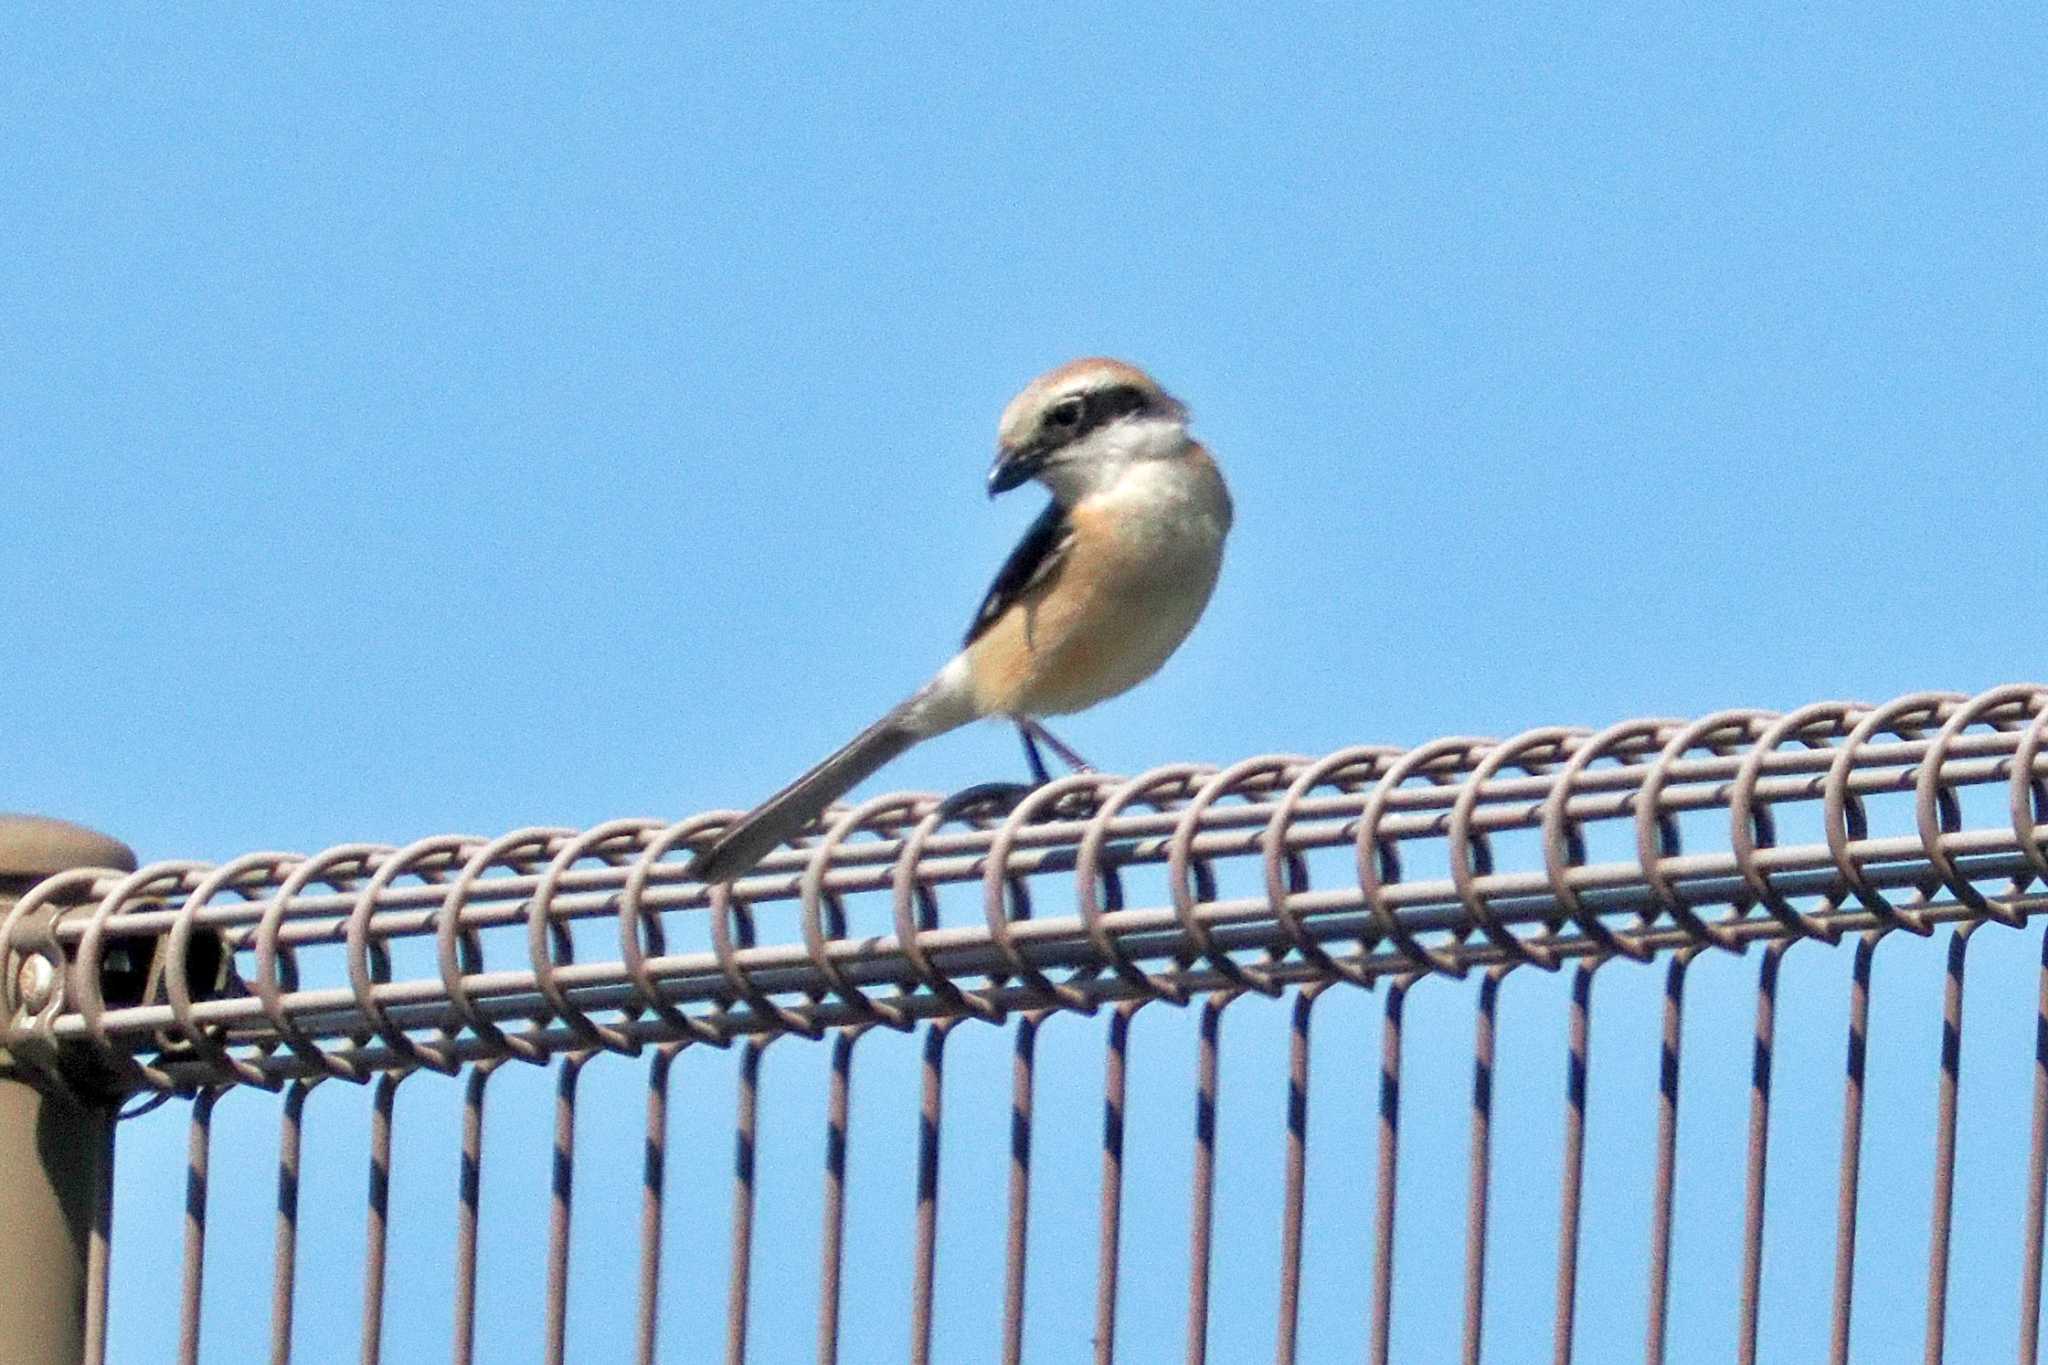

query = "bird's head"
988;358;1190;503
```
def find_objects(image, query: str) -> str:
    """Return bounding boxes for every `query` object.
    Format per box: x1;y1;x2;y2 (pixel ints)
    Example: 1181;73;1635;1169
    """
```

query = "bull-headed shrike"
687;357;1231;882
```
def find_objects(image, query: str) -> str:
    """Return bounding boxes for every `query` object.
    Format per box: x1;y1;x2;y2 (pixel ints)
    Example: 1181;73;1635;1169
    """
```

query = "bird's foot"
933;777;1099;827
933;781;1037;823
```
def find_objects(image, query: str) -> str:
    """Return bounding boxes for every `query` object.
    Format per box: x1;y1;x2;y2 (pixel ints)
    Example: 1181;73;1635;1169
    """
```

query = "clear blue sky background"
6;6;2046;1363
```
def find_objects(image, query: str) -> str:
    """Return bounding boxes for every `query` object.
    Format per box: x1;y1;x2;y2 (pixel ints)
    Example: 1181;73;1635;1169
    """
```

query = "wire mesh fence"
10;683;2048;1361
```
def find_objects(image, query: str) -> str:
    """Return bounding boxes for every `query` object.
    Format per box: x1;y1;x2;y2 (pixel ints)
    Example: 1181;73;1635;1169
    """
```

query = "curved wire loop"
1635;709;1775;953
343;836;477;1077
888;792;1009;1023
1451;727;1587;970
70;861;212;1092
255;844;394;1081
26;681;2048;1086
2014;705;2048;887
529;819;667;1056
800;794;928;1030
1821;692;1965;935
710;878;827;1041
1540;718;1680;962
1356;737;1496;977
618;814;731;1046
1168;756;1307;995
1262;746;1403;987
1076;764;1216;1004
1730;701;1871;944
164;851;301;1089
436;828;573;1066
1917;686;2048;927
982;773;1112;1012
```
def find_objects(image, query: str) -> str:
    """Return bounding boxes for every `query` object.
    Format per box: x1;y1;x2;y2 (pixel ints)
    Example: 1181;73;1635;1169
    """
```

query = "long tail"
687;697;932;883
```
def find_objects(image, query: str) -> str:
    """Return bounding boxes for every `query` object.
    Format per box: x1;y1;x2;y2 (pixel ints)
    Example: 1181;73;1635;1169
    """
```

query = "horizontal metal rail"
9;684;2048;1093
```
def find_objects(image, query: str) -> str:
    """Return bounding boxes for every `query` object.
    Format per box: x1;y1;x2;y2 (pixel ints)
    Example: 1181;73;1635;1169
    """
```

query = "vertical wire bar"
452;1062;499;1365
361;1071;404;1365
178;1089;222;1365
1094;1001;1142;1365
271;1080;318;1365
1002;1013;1045;1365
818;1029;865;1365
1276;985;1326;1365
1371;979;1413;1365
1925;924;1977;1365
911;1020;957;1365
2022;926;2048;1365
1829;932;1883;1365
1553;960;1599;1365
639;1044;681;1365
1645;948;1697;1365
546;1053;590;1365
1463;968;1507;1365
83;1099;117;1365
1738;942;1787;1365
1186;991;1237;1365
726;1041;766;1365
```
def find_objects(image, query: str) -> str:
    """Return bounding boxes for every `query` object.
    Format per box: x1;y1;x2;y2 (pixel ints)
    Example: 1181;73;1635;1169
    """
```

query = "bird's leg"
934;721;1097;828
1018;722;1054;786
1019;717;1095;775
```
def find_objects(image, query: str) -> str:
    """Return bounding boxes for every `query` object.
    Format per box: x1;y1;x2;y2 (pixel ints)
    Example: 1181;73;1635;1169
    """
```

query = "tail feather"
687;702;925;883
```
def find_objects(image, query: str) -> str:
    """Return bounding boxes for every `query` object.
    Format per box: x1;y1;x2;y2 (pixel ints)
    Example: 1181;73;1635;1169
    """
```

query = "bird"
686;357;1232;883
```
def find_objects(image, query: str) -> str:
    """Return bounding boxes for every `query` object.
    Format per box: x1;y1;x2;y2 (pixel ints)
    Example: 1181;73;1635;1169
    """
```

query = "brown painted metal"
1554;960;1598;1365
1739;942;1786;1365
1000;1013;1042;1365
0;814;131;1365
270;1078;319;1365
725;1041;764;1365
545;1053;587;1365
0;816;135;890
639;1043;682;1365
815;1031;858;1365
1926;925;1978;1364
1371;978;1410;1365
2024;931;2048;1365
1830;932;1883;1364
1644;947;1696;1365
21;689;2048;1361
362;1070;404;1365
450;1061;497;1365
0;1080;115;1365
910;1020;954;1365
1463;967;1506;1365
1184;990;1234;1365
1093;1000;1142;1365
1275;983;1324;1365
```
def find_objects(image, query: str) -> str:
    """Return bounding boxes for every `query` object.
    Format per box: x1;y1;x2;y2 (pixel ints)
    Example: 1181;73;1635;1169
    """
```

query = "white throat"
1038;415;1190;504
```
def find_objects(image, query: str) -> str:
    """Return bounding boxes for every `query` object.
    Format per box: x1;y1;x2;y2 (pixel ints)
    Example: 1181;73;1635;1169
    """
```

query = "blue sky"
6;5;2046;1362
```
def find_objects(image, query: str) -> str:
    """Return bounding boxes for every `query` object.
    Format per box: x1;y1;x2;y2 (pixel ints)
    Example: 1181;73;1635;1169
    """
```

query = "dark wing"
964;500;1074;646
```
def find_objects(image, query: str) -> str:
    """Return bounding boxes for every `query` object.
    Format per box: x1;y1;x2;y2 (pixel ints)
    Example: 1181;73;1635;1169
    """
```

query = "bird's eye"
1048;396;1086;429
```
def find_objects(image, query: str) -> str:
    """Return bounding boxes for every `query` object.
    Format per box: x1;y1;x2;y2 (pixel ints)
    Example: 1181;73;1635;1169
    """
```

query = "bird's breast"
967;453;1229;718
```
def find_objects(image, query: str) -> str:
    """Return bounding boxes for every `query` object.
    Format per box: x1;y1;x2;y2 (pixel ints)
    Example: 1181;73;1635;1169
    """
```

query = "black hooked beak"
986;441;1047;497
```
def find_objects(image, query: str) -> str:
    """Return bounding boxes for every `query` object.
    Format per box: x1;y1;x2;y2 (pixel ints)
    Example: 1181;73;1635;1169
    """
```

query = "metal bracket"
0;816;143;1103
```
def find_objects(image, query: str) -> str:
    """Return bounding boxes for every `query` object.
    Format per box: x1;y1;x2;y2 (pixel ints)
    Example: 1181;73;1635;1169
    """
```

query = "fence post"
0;815;136;1365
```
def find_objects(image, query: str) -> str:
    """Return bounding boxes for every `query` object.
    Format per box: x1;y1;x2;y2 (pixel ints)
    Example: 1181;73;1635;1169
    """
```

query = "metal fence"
7;683;2048;1361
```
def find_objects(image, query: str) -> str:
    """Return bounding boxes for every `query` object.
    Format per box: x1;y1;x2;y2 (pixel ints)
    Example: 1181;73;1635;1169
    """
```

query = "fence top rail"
7;682;2048;1093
